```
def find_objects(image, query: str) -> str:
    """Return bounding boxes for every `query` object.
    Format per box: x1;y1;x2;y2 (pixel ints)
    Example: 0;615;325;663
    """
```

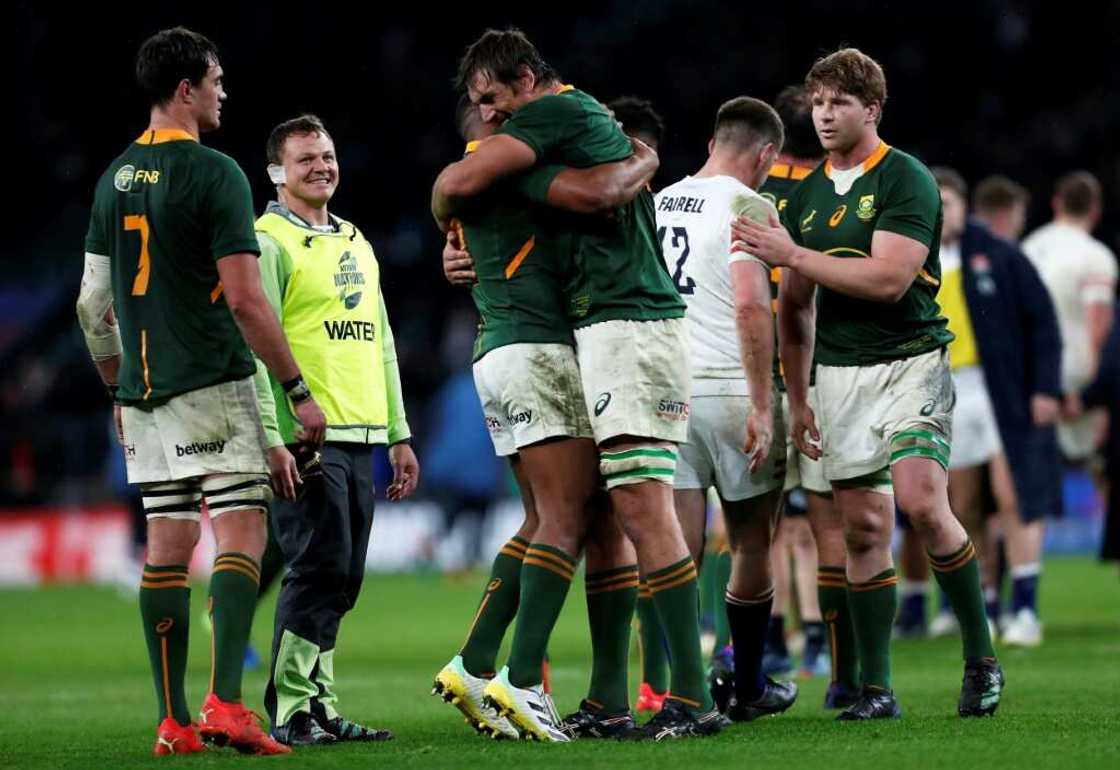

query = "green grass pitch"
2;556;1117;768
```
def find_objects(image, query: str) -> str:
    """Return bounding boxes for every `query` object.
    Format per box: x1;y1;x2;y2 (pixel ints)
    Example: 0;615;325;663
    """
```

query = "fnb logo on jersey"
334;251;366;309
655;400;689;421
114;165;160;191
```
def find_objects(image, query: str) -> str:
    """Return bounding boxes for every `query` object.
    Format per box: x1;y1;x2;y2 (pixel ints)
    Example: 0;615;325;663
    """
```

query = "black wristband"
107;383;120;402
389;437;412;447
282;375;312;404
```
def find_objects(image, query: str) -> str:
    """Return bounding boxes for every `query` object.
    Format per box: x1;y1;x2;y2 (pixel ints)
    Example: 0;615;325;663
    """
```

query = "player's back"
655;175;774;384
500;87;684;327
1022;221;1118;387
85;129;259;405
455;144;574;362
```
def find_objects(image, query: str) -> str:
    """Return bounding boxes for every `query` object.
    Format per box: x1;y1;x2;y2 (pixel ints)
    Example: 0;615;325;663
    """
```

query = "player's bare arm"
431;134;537;229
733;212;928;303
777;267;821;459
730;257;775;472
217;252;326;445
544;137;658;214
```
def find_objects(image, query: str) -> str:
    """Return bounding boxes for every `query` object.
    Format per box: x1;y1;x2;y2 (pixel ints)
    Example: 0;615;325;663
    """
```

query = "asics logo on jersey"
800;210;817;232
594;393;612;416
829;205;848;227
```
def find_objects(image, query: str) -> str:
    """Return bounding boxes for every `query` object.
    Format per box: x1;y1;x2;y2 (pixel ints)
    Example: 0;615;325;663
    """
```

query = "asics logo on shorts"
920;400;936;417
594;393;612;416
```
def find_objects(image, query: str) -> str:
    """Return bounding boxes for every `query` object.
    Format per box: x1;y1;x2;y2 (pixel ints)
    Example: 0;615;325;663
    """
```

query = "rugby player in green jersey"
735;48;1003;720
755;85;855;702
434;97;658;741
434;28;722;740
76;27;325;755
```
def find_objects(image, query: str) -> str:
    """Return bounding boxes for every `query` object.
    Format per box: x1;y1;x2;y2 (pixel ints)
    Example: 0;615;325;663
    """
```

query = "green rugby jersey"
84;128;260;405
760;162;818;390
781;143;952;366
456;142;574;362
501;86;685;328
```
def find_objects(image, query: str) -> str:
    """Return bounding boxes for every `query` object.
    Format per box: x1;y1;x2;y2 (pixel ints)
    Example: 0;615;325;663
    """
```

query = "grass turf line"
0;556;1116;769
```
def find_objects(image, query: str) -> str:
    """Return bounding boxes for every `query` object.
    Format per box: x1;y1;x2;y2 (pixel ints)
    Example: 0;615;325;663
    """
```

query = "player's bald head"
713;97;784;153
455;93;490;143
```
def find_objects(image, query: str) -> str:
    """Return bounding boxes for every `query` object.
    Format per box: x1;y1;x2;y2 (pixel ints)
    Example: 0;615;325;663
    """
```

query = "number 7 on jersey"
124;214;151;296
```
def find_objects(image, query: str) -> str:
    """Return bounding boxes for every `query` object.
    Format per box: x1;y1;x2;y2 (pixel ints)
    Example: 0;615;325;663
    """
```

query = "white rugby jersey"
654;175;776;394
1021;221;1118;390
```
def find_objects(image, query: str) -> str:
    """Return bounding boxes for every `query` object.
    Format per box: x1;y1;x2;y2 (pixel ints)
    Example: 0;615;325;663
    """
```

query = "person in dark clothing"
1083;303;1120;563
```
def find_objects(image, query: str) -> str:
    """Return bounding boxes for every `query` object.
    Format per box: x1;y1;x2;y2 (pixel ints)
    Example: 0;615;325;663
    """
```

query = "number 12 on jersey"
658;226;695;295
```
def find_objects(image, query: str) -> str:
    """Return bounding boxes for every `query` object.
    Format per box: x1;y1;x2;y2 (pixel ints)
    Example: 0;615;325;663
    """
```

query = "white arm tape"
76;252;122;360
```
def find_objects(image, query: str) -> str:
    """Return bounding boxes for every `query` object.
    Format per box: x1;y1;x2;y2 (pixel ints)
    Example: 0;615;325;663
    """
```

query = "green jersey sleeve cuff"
517;165;566;204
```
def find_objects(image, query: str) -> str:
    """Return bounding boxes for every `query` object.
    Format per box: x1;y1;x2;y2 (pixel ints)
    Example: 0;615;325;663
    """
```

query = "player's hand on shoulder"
267;445;301;500
443;229;476;286
293;397;327;447
732;210;797;267
387;442;419;501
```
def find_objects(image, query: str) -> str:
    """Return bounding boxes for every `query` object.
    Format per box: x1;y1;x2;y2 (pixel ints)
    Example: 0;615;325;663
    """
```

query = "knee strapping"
202;473;272;518
141;480;202;520
833;467;894;496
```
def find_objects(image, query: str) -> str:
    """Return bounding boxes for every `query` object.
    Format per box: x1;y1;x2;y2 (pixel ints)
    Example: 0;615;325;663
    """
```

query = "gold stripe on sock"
586;570;641;590
498;547;527;560
586;578;641;595
143;570;189;580
930;543;976;573
503;538;529;554
649;568;698;594
141;579;189;590
849;576;899;593
818;579;848;589
524;548;576;577
213;563;261;584
160;636;173;719
214;555;261;579
461;590;495;651
648;560;696;588
523;557;575;581
208;597;216;695
214;553;260;570
828;621;839;682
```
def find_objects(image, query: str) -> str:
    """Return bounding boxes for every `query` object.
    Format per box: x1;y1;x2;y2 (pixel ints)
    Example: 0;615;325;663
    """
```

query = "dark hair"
806;47;888;123
932;166;968;199
135;27;220;107
974;175;1030;213
773;85;822;161
455;94;485;142
454;27;558;93
608;96;665;149
713;97;784;153
266;114;330;165
1055;170;1101;216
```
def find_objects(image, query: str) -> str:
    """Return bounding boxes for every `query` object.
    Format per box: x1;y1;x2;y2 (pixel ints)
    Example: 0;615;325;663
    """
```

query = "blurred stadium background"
5;0;1117;582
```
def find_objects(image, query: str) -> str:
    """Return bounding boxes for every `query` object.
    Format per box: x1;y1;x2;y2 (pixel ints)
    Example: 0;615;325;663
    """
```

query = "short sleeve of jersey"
84;187;109;255
516;164;566;205
875;160;940;247
730;193;778;268
497;95;581;160
205;154;261;260
780;186;804;246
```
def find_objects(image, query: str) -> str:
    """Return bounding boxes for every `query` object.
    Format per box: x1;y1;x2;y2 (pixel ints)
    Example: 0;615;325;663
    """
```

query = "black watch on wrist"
282;375;312;404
